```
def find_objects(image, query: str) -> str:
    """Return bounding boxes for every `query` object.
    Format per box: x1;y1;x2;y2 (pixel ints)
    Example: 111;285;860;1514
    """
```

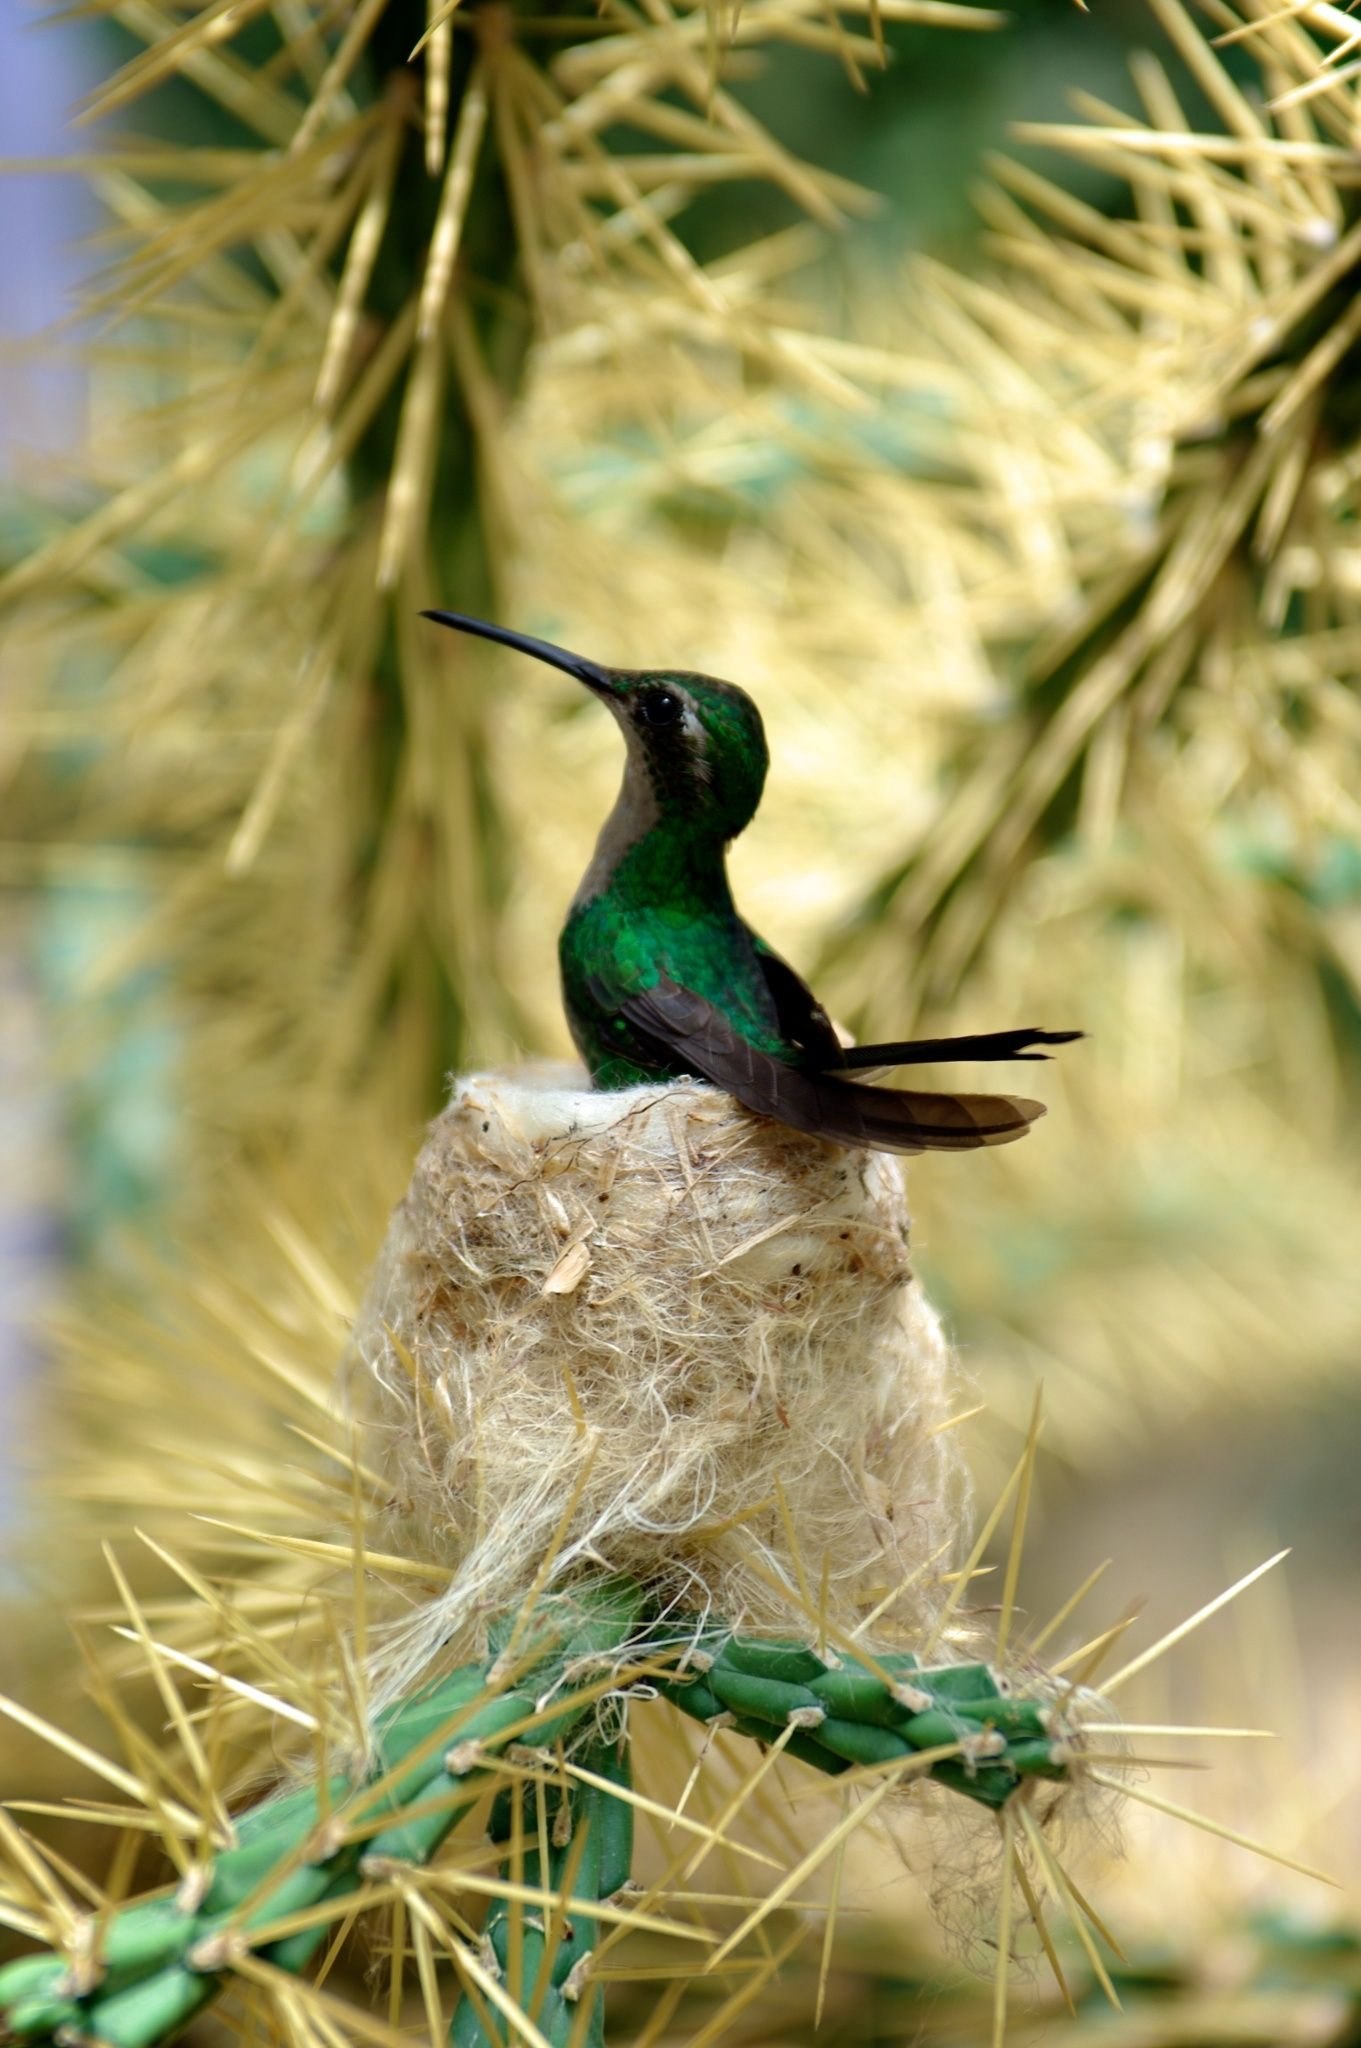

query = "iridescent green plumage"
557;675;783;1087
424;611;1079;1151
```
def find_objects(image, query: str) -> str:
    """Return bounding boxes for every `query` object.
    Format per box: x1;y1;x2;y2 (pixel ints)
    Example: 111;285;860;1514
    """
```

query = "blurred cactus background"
2;0;1360;2041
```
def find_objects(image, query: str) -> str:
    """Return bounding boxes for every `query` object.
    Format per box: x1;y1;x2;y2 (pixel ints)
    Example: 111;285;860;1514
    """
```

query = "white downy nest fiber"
345;1067;968;1694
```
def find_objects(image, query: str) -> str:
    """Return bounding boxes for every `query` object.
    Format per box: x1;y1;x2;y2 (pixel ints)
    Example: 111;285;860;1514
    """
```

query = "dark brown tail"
833;1026;1083;1070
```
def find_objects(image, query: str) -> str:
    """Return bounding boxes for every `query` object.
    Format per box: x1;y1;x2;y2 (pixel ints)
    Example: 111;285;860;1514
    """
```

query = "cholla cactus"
844;0;1361;1013
0;1;1353;2045
0;1067;1327;2048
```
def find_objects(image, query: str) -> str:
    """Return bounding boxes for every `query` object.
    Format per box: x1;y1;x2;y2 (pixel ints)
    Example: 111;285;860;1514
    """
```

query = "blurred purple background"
0;6;98;1564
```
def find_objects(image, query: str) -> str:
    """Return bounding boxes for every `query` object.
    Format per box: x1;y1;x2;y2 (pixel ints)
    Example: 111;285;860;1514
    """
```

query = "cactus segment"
448;1738;633;2048
705;1666;825;1724
0;1959;68;2009
916;1663;1006;1704
0;1616;615;2048
719;1639;829;1685
4;1992;85;2038
812;1717;914;1768
0;1589;1077;2048
360;1771;482;1866
655;1674;726;1720
76;1962;220;2048
656;1632;1068;1806
805;1667;905;1724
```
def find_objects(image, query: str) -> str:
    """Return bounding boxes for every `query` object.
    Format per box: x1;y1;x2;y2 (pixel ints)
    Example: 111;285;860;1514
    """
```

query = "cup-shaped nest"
346;1070;966;1694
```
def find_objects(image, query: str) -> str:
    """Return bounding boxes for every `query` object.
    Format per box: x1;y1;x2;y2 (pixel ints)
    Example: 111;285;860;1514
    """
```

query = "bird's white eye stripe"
681;704;706;750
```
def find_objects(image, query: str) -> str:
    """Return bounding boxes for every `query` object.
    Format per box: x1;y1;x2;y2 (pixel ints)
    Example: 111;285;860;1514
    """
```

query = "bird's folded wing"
618;979;1045;1153
748;935;846;1066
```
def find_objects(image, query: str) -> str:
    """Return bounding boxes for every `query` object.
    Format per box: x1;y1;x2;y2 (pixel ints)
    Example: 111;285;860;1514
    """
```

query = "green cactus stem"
0;1589;1078;2048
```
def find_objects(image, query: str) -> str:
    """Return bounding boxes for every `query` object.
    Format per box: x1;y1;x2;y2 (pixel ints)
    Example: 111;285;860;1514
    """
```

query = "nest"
346;1069;966;1695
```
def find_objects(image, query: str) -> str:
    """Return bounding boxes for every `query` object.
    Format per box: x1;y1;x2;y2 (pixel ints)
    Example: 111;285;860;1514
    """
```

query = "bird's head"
423;610;769;841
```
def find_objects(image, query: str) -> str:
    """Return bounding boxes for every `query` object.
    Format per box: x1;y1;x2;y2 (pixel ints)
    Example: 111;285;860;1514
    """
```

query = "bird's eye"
637;689;683;730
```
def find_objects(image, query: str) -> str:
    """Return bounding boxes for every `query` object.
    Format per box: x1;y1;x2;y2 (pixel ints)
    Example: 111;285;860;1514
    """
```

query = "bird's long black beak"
420;610;614;695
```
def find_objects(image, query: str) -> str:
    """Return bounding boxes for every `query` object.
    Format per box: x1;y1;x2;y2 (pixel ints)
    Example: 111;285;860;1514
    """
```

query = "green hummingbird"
423;610;1080;1153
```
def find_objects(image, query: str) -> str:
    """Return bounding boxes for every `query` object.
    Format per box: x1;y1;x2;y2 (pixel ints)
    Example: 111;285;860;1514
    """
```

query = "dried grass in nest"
346;1069;966;1696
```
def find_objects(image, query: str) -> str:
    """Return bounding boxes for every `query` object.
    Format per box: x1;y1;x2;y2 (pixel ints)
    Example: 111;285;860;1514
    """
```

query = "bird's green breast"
559;824;787;1087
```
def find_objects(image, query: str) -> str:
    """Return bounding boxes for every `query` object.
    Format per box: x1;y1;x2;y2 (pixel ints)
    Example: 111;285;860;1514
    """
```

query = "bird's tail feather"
833;1027;1083;1071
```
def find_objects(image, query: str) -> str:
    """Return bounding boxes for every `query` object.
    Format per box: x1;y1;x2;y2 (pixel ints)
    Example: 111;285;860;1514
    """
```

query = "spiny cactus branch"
0;1586;1085;2048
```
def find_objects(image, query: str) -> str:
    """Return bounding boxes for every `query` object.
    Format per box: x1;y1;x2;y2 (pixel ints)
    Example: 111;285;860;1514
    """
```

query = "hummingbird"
423;610;1080;1153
